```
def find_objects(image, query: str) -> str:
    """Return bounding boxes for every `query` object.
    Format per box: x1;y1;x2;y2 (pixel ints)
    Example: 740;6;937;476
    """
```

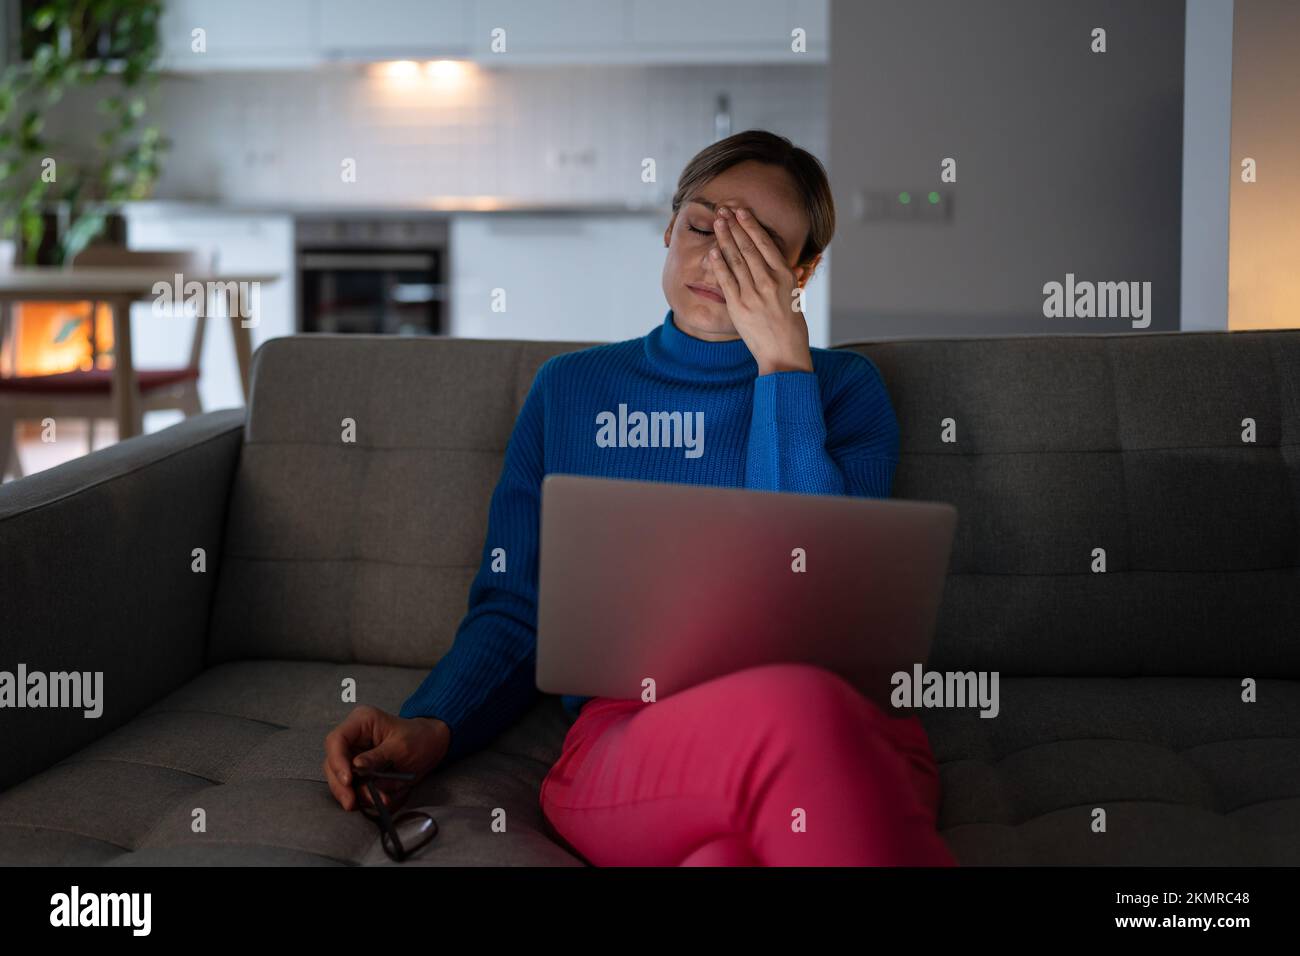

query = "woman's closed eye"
687;224;714;237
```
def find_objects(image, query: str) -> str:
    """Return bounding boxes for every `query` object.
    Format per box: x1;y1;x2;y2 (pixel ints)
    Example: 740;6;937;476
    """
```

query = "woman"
323;130;955;867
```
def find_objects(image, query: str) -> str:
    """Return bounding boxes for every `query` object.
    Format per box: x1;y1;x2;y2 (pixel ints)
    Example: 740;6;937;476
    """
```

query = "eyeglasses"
352;767;438;862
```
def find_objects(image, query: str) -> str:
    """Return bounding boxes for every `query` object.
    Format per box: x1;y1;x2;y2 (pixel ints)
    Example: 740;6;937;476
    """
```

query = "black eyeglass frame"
352;767;438;862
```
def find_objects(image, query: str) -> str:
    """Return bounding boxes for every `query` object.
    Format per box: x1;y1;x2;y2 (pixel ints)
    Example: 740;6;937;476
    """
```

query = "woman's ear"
663;214;675;248
796;254;821;288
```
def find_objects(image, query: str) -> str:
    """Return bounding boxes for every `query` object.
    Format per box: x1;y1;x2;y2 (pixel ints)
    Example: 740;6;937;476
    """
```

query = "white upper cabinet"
630;0;810;58
317;0;471;58
470;1;626;61
157;0;827;70
158;0;320;70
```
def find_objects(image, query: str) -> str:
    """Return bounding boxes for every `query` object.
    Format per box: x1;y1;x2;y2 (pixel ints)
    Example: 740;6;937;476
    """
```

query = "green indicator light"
928;191;940;204
898;191;911;204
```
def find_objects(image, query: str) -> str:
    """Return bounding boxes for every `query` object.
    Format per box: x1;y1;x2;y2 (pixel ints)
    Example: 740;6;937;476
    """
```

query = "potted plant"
0;0;169;266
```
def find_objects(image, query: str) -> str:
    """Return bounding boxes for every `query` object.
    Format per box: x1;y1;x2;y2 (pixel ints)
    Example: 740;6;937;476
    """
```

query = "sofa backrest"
206;334;588;668
841;329;1300;677
208;329;1300;678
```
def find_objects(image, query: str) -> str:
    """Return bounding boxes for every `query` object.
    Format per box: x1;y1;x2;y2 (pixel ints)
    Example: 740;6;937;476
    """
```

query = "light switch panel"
853;189;953;223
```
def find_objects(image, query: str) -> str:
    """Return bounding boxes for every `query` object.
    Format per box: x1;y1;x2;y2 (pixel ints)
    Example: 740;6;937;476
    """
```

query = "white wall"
828;0;1187;340
1181;0;1235;333
1227;0;1300;331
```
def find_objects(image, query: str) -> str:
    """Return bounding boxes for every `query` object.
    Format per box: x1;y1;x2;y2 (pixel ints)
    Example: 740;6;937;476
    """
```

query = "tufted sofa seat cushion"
923;677;1300;864
0;661;584;866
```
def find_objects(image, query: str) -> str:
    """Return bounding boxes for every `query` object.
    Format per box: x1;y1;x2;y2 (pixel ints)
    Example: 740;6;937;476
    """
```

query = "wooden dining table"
0;266;279;440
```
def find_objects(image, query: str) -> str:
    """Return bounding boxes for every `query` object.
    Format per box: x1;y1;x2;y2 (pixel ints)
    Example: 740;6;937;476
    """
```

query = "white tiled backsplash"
59;63;826;206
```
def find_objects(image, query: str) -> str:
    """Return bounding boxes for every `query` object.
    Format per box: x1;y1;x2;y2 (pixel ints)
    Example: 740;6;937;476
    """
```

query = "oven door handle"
299;253;436;271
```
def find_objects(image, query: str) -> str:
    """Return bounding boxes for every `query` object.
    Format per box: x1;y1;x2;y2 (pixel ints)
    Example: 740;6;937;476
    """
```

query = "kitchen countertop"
120;198;673;218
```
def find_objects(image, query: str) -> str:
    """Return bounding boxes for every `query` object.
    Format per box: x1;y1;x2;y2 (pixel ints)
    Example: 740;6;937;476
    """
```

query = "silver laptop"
535;474;958;710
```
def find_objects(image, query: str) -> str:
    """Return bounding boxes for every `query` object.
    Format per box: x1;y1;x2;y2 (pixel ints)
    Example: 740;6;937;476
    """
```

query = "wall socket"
545;147;598;169
852;188;953;223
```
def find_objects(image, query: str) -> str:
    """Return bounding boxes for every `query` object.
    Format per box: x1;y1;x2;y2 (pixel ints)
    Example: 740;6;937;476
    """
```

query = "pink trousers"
539;662;956;866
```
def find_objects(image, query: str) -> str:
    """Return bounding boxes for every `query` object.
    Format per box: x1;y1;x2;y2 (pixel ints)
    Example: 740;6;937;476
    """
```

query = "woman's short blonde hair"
669;129;836;274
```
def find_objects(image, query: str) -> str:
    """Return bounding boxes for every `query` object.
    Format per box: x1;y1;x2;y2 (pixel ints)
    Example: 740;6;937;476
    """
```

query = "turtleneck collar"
644;308;757;382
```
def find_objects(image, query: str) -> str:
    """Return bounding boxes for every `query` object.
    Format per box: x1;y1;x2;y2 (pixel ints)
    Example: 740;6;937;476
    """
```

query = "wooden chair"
0;246;211;481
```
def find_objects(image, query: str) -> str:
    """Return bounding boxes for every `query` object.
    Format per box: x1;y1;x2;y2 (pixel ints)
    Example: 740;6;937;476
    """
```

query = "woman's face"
661;159;815;342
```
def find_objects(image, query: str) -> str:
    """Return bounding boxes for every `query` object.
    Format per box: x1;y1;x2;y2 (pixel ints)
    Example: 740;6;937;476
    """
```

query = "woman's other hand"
322;705;451;811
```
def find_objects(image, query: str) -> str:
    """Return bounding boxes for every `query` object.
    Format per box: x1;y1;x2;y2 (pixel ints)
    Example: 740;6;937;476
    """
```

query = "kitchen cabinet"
156;0;828;70
450;214;668;343
118;207;295;418
448;213;830;347
158;0;320;70
318;0;471;58
630;0;823;58
471;0;826;64
470;0;625;61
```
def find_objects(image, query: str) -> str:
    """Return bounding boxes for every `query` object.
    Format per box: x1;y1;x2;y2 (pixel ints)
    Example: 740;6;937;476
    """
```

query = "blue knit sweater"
398;308;900;762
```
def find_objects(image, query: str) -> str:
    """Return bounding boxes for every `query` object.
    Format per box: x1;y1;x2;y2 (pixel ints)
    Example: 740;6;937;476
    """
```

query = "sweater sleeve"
743;355;900;498
398;359;551;763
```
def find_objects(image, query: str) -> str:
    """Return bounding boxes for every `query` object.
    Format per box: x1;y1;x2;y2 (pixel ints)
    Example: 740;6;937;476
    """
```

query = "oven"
296;217;447;336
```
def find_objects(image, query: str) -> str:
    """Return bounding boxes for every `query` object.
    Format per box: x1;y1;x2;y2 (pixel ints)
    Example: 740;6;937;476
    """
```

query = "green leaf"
20;112;44;139
32;6;57;31
21;210;44;262
31;45;55;74
61;211;107;263
23;177;51;203
52;316;86;344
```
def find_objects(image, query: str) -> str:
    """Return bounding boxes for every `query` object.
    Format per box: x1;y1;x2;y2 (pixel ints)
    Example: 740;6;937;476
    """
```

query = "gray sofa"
1;328;1297;866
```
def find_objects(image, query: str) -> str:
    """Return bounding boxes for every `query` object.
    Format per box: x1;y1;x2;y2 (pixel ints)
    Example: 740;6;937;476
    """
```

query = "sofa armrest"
0;408;246;792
